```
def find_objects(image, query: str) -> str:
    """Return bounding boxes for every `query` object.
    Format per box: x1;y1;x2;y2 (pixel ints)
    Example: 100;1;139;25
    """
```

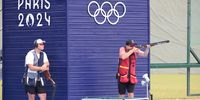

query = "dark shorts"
118;82;135;94
24;81;46;94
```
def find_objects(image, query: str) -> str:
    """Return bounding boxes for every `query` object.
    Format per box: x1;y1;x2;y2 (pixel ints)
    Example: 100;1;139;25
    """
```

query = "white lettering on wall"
18;12;50;27
26;13;34;27
18;13;24;27
33;0;40;9
18;0;24;10
44;0;50;9
25;0;31;10
17;0;51;27
45;12;51;26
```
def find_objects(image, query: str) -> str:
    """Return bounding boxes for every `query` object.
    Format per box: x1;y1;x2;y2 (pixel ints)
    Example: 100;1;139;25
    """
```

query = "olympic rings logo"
87;1;126;25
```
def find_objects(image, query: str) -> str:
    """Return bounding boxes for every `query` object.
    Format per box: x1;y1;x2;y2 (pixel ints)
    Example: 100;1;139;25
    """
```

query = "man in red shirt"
117;40;150;98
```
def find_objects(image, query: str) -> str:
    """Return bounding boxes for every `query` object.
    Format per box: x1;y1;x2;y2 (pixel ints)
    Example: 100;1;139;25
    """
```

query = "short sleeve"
43;52;49;63
119;47;125;58
25;51;34;65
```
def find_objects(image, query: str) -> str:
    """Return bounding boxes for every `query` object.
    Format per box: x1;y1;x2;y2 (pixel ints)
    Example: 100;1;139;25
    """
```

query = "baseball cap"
34;39;46;44
126;40;137;46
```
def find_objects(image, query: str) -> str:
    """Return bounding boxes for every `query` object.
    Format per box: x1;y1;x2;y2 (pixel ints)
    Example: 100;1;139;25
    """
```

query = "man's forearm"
121;50;134;60
27;64;42;71
139;48;149;57
143;48;149;56
43;62;49;67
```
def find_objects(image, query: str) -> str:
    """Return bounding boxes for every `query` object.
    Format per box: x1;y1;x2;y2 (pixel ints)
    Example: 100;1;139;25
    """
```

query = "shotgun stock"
43;69;56;100
43;70;56;85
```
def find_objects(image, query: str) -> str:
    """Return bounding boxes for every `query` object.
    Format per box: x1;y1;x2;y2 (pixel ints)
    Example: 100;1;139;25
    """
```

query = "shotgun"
43;70;56;86
43;67;56;100
135;40;170;48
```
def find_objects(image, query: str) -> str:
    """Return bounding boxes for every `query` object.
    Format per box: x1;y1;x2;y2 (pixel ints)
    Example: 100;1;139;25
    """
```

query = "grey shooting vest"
26;50;45;86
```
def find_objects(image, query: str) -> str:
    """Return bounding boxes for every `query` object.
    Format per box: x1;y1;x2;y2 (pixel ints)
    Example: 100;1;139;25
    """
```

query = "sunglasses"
130;43;137;47
38;43;45;45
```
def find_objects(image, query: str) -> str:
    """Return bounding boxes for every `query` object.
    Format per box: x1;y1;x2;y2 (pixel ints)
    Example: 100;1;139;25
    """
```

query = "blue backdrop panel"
3;0;149;100
3;0;68;100
67;0;149;100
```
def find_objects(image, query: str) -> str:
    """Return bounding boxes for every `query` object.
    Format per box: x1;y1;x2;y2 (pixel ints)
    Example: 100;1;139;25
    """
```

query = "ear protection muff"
34;39;38;48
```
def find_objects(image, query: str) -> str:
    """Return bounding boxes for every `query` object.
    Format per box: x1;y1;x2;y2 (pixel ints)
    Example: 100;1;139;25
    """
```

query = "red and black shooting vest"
117;47;138;84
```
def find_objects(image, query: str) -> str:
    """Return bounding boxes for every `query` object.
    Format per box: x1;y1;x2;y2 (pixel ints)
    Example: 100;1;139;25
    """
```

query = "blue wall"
3;0;149;100
3;0;68;99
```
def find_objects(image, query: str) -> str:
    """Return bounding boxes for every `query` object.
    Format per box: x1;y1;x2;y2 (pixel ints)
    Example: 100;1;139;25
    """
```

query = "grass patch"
0;80;1;100
151;73;200;99
0;74;200;100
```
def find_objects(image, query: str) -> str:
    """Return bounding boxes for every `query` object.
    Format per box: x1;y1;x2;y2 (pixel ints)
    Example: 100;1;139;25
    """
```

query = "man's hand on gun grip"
40;65;49;72
146;45;151;48
132;47;139;52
